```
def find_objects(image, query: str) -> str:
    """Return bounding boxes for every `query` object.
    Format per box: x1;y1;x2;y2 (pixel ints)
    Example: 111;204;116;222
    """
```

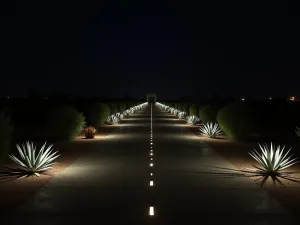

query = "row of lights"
149;103;154;216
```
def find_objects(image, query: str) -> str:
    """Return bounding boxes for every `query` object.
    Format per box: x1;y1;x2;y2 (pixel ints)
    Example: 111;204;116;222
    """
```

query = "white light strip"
149;206;154;216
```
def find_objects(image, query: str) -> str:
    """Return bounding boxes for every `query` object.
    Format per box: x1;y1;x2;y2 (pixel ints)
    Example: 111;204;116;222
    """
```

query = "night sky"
1;1;300;100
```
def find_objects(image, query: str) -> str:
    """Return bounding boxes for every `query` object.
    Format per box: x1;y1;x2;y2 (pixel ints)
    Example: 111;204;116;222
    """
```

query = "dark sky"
1;1;300;99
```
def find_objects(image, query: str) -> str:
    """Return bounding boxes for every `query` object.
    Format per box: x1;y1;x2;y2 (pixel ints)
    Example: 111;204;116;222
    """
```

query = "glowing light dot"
150;173;153;176
150;163;153;167
149;206;154;216
150;181;154;186
150;153;153;156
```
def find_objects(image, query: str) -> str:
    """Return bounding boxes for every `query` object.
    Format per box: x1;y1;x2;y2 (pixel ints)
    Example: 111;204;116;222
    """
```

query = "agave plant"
83;126;97;139
248;142;299;175
115;112;122;118
178;111;186;119
186;115;200;125
125;109;131;115
9;141;60;177
296;127;300;138
199;122;222;138
110;115;120;124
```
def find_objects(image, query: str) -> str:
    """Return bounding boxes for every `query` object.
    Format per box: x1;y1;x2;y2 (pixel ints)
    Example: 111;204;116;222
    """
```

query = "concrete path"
3;104;297;224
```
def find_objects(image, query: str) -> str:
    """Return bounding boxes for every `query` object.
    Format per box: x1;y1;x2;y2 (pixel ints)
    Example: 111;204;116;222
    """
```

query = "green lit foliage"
217;102;255;140
199;103;222;123
117;102;126;113
109;103;118;114
89;103;111;128
47;106;86;141
189;104;198;116
0;114;13;164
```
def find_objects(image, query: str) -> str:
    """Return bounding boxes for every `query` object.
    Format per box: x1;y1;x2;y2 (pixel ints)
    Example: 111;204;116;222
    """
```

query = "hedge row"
164;100;300;140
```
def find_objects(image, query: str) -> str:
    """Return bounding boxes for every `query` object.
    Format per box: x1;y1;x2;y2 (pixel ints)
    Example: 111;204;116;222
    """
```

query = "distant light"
290;96;295;101
241;98;245;101
6;96;9;99
150;153;153;156
149;206;154;216
45;97;47;100
269;97;272;100
150;158;153;161
150;173;153;176
150;163;153;167
150;181;154;186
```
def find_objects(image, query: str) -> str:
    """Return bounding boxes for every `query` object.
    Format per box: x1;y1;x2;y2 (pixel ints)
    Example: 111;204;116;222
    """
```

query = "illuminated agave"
9;141;60;177
186;115;200;125
199;122;222;138
296;127;300;138
178;111;186;119
248;142;299;174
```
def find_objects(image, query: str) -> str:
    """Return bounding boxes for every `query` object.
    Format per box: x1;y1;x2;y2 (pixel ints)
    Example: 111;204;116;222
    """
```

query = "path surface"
3;104;297;224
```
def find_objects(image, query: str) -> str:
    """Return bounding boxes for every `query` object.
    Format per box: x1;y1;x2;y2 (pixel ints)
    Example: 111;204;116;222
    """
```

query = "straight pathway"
2;104;297;224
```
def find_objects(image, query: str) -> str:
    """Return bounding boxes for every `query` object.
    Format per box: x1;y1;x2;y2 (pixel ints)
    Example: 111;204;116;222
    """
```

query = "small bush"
109;103;118;114
0;114;13;164
89;103;111;128
83;126;97;139
199;103;222;123
189;104;198;115
47;106;86;141
117;102;126;112
217;102;256;140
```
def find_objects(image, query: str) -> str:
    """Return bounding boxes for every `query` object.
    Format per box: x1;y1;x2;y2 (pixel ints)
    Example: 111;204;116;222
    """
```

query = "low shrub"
199;103;223;123
83;126;97;139
117;102;126;112
46;106;86;141
189;103;198;115
217;102;256;140
89;103;111;128
109;103;118;114
0;114;13;164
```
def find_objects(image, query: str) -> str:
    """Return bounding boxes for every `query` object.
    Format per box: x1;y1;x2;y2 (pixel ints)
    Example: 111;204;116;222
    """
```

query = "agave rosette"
248;142;299;174
187;115;200;125
199;122;222;138
9;141;60;177
178;111;186;119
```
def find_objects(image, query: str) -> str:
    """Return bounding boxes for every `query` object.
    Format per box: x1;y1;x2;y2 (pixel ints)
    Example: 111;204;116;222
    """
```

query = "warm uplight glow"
149;206;154;216
150;181;154;186
290;96;295;101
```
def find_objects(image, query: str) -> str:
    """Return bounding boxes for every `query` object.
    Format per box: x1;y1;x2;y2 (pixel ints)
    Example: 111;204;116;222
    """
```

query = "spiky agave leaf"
186;115;200;125
199;122;222;138
9;141;60;176
248;142;299;174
